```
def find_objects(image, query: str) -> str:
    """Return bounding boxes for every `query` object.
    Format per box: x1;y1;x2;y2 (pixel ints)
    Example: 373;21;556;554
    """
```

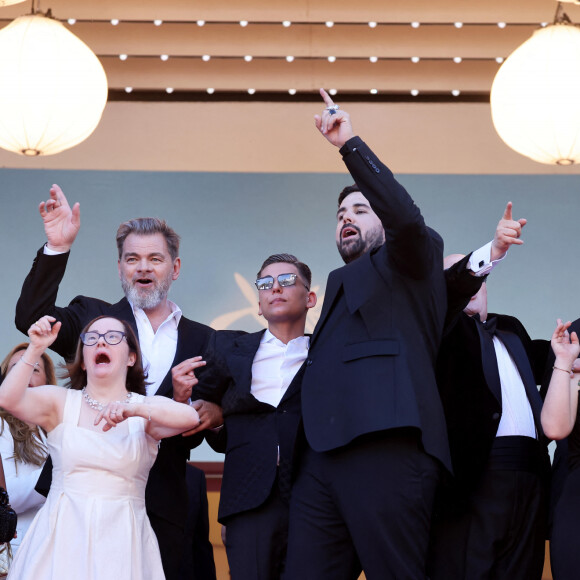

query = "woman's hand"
551;319;580;370
95;400;136;432
27;316;61;351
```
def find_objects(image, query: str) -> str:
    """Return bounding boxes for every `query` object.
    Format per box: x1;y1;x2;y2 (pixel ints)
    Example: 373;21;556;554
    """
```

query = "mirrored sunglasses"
255;273;309;291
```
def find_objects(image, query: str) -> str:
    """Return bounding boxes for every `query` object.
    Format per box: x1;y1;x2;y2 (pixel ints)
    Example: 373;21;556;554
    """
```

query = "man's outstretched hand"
490;202;527;261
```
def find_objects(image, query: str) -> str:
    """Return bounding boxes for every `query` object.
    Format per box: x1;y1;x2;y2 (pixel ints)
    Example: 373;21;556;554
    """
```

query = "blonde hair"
0;343;56;467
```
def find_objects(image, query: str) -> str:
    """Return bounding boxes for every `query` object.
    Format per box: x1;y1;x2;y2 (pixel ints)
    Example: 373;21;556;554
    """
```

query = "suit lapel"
311;268;342;346
226;331;264;394
280;360;306;403
108;298;138;337
474;318;503;404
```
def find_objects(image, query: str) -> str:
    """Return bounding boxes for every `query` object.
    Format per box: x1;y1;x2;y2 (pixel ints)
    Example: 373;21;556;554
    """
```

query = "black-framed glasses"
255;273;309;291
80;331;126;346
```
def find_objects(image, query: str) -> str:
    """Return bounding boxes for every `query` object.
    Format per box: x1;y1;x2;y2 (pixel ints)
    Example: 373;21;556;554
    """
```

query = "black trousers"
224;481;289;580
149;513;188;580
428;436;547;580
550;464;580;580
283;429;440;580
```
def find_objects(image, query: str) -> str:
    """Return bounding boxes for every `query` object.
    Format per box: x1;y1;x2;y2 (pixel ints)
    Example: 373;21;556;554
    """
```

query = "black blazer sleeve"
339;136;437;280
15;248;110;360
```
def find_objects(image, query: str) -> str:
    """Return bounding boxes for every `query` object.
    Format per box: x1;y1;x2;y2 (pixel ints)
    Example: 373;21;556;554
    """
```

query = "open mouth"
135;278;153;287
95;353;111;365
342;226;358;239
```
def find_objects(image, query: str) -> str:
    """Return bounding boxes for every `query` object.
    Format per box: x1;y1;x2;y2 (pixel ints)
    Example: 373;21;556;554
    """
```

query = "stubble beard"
337;224;385;264
121;273;173;311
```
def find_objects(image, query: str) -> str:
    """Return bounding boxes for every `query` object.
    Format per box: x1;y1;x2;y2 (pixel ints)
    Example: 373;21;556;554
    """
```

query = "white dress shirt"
131;301;181;396
250;330;310;407
492;335;537;439
469;241;506;276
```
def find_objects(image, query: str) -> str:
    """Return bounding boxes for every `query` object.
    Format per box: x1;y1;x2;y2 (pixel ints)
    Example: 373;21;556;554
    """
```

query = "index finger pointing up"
319;88;335;107
502;201;513;221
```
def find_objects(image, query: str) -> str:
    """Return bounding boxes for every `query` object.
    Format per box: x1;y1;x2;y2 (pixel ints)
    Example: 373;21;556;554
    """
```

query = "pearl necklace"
81;387;132;412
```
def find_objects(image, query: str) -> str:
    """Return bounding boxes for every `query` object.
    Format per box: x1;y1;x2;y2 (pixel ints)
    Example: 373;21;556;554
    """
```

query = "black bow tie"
474;314;497;336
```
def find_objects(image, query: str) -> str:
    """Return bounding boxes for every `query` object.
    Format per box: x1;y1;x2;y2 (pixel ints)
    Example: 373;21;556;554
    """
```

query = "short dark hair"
338;184;361;207
116;218;180;261
64;316;147;395
257;253;312;289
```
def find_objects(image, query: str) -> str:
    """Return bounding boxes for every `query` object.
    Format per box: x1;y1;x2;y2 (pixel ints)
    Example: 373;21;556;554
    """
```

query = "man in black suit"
428;251;551;580
282;91;526;580
191;253;317;579
15;185;220;580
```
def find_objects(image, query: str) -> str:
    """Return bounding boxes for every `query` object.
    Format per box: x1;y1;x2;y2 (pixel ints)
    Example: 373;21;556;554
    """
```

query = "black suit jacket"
300;136;482;471
15;248;215;530
194;330;304;523
436;312;550;496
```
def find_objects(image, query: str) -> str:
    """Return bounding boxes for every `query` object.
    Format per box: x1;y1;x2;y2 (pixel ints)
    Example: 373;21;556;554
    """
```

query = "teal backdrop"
1;169;579;458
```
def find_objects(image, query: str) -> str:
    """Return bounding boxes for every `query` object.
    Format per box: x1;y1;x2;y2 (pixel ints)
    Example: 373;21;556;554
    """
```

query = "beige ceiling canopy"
1;0;578;100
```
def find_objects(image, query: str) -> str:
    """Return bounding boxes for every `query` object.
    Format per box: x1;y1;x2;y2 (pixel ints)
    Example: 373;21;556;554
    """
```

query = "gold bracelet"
19;356;39;369
553;365;572;375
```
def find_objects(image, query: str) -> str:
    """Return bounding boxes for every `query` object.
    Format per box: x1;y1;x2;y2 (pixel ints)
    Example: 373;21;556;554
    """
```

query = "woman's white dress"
8;389;165;579
0;419;47;553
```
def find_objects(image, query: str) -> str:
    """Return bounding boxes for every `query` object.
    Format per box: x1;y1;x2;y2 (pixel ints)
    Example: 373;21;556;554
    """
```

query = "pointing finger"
502;201;513;221
319;88;334;108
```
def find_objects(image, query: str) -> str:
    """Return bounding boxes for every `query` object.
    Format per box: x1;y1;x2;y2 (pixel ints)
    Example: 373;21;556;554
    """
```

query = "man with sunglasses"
282;91;527;580
14;185;218;580
190;253;317;580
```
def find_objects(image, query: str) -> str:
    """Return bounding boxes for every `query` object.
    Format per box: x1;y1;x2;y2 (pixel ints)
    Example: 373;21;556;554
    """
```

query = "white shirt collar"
261;328;310;348
129;299;182;327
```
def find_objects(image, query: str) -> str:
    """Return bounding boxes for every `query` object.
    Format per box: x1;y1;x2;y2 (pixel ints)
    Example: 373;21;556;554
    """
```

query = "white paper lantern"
0;13;108;156
491;22;580;165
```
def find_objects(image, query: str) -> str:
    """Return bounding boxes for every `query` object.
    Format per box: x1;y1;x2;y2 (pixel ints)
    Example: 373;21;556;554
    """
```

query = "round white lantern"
491;22;580;165
0;13;108;156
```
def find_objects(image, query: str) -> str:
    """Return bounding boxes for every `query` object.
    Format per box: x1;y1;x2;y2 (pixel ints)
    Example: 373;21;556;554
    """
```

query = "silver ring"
326;104;339;111
111;410;117;415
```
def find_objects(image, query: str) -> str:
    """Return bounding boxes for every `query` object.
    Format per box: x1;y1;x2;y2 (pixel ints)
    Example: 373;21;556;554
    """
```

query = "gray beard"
121;275;172;311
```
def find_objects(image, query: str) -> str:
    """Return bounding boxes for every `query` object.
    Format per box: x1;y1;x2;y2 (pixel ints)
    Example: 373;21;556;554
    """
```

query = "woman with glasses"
0;344;56;557
0;314;201;580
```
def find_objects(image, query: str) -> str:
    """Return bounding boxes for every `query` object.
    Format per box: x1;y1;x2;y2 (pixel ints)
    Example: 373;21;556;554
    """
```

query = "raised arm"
95;394;201;440
39;184;81;253
15;186;88;359
314;88;355;148
0;316;65;432
315;89;435;278
541;320;580;440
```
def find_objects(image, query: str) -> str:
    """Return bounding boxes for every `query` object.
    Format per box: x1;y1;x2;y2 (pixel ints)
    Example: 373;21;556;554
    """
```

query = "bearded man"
15;185;219;580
